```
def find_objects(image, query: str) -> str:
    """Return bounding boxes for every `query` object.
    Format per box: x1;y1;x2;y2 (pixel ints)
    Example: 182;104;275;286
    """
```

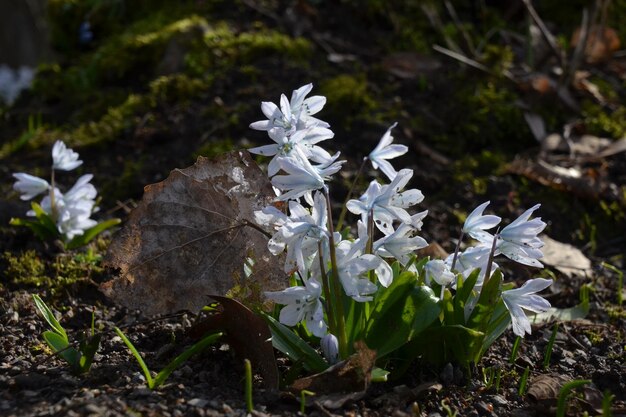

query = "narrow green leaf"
261;313;327;373
11;217;58;241
114;327;154;388
529;302;589;323
79;334;102;373
152;332;222;388
366;284;441;358
43;331;81;369
556;380;591;417
30;203;59;234
481;300;511;355
66;218;121;249
33;295;68;340
453;268;480;325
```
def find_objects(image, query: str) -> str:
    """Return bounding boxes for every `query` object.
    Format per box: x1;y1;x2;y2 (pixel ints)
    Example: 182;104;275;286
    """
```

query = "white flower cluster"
250;83;552;345
12;141;98;240
425;201;552;336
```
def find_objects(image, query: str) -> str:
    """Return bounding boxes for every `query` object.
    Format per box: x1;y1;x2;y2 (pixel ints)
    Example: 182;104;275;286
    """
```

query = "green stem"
323;187;348;358
336;158;367;230
318;241;336;336
450;230;465;272
49;169;58;222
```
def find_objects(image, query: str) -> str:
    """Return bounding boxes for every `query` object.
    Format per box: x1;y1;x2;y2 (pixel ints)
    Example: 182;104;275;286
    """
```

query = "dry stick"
444;0;475;54
336;158;367;231
323;186;348;359
432;45;516;82
521;0;564;68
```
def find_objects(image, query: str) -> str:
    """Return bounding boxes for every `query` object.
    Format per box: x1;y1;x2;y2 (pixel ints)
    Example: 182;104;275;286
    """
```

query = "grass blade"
114;327;154;388
152;332;222;388
33;294;68;340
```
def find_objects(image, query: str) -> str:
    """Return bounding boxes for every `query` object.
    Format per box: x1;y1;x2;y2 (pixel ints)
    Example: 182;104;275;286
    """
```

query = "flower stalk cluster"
250;84;552;365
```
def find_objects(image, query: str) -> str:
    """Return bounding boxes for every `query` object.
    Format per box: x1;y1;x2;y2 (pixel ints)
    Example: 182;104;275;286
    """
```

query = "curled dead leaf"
101;151;286;315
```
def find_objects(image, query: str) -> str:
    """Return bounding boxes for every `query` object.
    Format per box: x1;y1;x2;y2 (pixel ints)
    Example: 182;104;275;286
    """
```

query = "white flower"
367;122;408;181
369;212;429;287
12;173;50;200
264;278;327;337
463;201;501;242
52;141;83;171
266;192;328;274
249;126;334;176
321;334;339;364
346;169;423;235
334;237;379;302
502;278;552;337
271;151;344;203
249;83;329;132
30;175;98;240
497;204;546;267
424;259;456;287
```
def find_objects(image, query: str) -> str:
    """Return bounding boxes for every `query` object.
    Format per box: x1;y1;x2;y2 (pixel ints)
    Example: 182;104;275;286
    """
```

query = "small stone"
489;395;508;407
475;401;493;416
188;398;208;408
440;363;454;385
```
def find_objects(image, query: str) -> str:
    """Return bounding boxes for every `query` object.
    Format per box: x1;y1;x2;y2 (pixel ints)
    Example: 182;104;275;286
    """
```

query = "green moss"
582;102;626;139
320;74;377;126
453;150;507;195
2;249;104;295
3;250;47;287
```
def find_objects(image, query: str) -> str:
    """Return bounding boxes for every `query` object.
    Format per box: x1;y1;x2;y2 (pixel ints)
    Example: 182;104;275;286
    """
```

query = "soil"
1;1;626;416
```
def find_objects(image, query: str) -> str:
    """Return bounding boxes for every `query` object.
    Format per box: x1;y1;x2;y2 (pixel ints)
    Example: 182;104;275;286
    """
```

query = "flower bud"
321;334;339;364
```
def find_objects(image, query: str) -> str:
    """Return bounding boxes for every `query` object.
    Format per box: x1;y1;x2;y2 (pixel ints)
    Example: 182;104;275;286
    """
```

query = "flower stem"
49;169;58;222
318;241;336;336
336;158;367;231
450;230;465;272
323;187;348;359
482;228;500;287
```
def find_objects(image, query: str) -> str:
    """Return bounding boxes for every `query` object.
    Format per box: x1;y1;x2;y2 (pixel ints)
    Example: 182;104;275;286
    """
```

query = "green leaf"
66;218;121;249
453;268;480;325
481;300;511;355
30;203;59;234
33;295;68;340
366;274;441;358
152;332;222;388
78;334;102;373
371;367;390;382
43;331;81;369
261;313;328;373
10;217;59;241
114;327;154;388
466;269;503;361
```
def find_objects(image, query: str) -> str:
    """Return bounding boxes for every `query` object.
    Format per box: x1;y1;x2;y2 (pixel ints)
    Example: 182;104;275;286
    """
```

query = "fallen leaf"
383;52;442;79
189;295;279;390
289;341;376;396
527;374;570;404
540;235;592;278
102;151;286;315
571;26;621;64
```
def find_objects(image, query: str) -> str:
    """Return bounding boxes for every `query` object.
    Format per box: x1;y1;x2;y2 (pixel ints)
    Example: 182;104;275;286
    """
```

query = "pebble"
475;401;494;415
489;395;508;407
188;398;208;408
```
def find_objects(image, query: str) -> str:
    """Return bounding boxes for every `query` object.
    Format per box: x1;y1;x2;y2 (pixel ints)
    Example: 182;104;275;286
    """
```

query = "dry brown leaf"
101;151;286;315
571;26;621;64
382;52;442;79
189;295;279;390
289;341;376;396
541;235;592;278
527;374;570;405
